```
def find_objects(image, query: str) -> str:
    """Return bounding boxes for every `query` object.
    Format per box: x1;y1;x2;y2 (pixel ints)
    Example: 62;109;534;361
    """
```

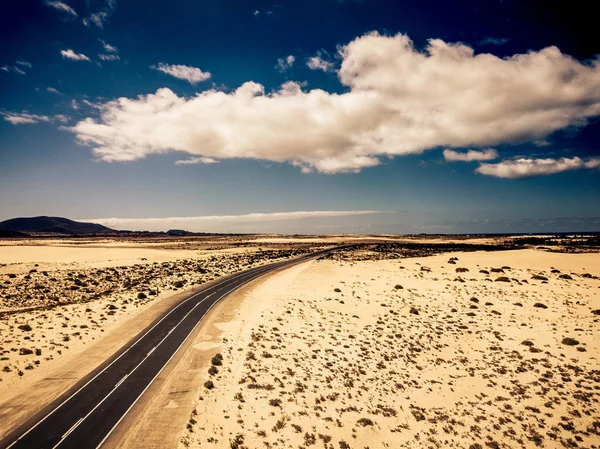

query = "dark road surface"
0;247;342;449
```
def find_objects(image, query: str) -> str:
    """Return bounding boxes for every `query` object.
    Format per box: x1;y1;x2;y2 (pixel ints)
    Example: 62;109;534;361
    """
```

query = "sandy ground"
177;249;600;449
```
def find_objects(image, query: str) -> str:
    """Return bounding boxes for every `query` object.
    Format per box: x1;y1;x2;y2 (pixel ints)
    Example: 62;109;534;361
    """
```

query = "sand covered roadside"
179;248;600;449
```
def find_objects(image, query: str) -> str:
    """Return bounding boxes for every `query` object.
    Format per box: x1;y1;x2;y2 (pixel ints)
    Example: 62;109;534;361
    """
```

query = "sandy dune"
179;248;599;449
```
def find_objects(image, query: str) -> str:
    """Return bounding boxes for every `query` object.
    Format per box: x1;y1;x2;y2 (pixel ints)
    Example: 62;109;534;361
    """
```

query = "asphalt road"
0;247;342;449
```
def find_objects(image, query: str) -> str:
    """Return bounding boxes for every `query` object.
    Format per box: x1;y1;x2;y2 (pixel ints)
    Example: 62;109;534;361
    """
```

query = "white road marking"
60;418;83;441
115;375;128;388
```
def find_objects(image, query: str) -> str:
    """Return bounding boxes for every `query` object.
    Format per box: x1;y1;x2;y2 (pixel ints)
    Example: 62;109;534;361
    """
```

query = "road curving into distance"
1;245;349;449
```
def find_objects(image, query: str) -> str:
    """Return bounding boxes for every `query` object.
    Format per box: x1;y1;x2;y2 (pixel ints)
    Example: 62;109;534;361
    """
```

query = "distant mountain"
0;229;28;238
0;216;116;235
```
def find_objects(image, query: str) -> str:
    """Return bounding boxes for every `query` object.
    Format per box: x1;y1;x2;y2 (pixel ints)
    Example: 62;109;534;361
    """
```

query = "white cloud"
83;0;115;28
71;99;80;110
87;11;108;28
61;49;90;61
175;156;219;165
253;10;260;16
45;1;78;17
2;112;51;125
151;63;211;84
99;39;118;53
1;64;26;75
2;60;31;75
47;87;61;94
2;111;71;125
307;52;335;72
443;148;498;162
98;54;120;61
83;210;387;232
476;157;600;179
68;32;600;174
276;55;295;72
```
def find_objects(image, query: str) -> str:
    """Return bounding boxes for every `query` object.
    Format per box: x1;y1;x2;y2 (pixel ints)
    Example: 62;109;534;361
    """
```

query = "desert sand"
174;247;599;449
1;238;599;449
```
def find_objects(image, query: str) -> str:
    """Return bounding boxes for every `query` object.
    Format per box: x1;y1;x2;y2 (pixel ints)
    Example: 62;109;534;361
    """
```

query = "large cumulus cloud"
68;32;600;173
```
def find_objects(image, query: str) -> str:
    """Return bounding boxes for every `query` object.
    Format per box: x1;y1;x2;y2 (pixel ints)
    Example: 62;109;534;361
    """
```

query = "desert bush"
561;337;580;346
204;380;215;389
137;292;147;299
229;434;246;449
532;275;548;281
211;353;223;366
394;284;403;290
495;277;510;282
357;418;374;426
18;324;32;332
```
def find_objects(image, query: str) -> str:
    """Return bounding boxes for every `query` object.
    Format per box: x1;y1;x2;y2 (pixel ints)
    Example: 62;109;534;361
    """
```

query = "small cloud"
61;49;91;61
86;11;108;28
476;156;600;179
443;148;498;162
307;51;335;72
265;5;283;16
98;54;120;61
480;37;510;46
1;112;51;125
1;65;23;75
83;0;115;28
175;156;219;165
276;55;295;72
71;99;79;110
151;62;211;84
54;114;70;123
47;87;61;94
253;10;260;16
99;39;118;53
15;60;32;68
45;1;78;17
82;99;102;109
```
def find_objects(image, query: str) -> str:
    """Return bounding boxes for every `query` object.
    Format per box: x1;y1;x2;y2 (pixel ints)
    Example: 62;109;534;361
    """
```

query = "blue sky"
1;0;599;234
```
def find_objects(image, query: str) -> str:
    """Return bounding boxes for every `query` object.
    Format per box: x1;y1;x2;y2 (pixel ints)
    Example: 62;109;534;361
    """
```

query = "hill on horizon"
0;216;116;235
